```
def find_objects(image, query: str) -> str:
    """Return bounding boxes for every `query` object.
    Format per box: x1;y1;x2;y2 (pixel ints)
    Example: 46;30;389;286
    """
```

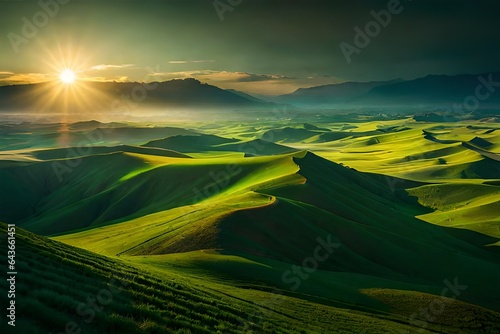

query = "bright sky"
1;0;499;95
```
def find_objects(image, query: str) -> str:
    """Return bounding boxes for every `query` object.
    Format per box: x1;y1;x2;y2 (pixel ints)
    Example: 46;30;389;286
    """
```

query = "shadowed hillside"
0;223;342;334
0;79;278;113
144;135;298;156
25;149;498;316
1;120;500;333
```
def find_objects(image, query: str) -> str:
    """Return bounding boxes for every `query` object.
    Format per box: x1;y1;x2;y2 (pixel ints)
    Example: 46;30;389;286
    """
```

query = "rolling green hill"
4;223;500;334
1;119;500;333
50;150;500;314
0;222;334;334
9;222;494;334
144;134;297;156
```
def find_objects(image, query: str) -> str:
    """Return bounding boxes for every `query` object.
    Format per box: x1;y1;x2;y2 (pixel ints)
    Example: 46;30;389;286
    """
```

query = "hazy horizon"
2;0;500;95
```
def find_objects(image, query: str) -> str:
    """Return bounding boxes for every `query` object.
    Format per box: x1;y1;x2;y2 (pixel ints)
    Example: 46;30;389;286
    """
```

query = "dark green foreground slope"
0;223;305;334
3;223;500;334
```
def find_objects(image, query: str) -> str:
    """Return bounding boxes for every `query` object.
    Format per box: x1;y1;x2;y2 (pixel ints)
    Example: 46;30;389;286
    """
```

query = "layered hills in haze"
0;78;276;113
271;72;500;109
1;72;500;114
1;117;500;333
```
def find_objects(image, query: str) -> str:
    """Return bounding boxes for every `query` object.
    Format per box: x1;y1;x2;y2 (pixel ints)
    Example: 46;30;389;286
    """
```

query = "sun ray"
17;42;115;127
60;69;76;84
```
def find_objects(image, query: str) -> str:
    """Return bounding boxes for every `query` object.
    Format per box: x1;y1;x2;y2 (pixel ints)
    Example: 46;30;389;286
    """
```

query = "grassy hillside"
295;121;500;183
407;183;500;239
1;119;500;333
2;222;473;334
0;150;305;235
144;134;298;156
51;151;500;316
0;223;281;334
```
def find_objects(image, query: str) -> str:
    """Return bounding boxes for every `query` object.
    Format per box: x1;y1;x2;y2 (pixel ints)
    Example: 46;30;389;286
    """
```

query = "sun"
60;69;76;84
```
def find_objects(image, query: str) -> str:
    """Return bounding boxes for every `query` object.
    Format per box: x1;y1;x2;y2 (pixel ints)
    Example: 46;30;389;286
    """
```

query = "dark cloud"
235;73;296;82
0;0;499;84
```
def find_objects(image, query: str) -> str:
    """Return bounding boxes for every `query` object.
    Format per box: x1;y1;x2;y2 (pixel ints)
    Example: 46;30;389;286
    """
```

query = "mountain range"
0;78;275;113
271;72;500;109
1;72;500;113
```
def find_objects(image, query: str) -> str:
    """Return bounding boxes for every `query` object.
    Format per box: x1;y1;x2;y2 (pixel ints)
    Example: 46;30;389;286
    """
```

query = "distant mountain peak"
0;77;280;113
270;72;500;108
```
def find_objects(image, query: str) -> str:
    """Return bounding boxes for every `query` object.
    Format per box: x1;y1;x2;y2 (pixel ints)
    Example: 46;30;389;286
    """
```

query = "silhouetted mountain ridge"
0;78;275;112
272;72;500;108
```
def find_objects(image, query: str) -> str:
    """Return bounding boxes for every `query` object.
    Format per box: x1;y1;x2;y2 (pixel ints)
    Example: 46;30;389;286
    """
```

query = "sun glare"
60;69;76;84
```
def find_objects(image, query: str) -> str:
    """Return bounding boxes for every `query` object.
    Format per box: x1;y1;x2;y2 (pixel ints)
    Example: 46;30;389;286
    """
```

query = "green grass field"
1;117;499;333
